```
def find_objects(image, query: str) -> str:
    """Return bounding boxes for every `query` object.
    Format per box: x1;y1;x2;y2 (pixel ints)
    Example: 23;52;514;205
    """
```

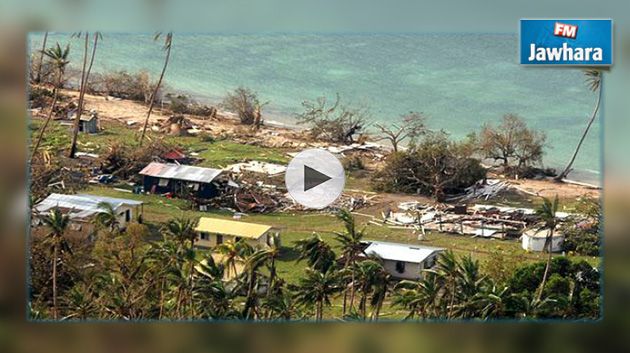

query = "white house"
521;228;565;252
33;193;143;238
362;241;444;280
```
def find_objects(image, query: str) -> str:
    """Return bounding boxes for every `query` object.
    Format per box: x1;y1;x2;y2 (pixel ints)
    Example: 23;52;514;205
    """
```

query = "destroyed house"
362;241;444;280
139;162;224;198
32;193;143;239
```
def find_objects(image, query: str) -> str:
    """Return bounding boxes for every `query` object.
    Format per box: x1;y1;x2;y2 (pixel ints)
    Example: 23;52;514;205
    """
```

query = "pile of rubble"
375;200;573;240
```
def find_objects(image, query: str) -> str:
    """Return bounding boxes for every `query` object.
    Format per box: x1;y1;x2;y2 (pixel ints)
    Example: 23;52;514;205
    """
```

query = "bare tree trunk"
68;34;90;158
35;32;48;83
555;84;602;181
52;242;58;320
537;229;554;301
139;40;172;145
30;86;59;161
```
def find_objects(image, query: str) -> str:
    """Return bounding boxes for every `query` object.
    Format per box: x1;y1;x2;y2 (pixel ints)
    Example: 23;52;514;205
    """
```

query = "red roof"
162;149;187;160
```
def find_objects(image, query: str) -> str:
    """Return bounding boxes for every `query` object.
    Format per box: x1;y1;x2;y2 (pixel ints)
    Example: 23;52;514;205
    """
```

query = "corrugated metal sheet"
364;241;443;264
195;217;271;239
139;162;222;184
34;193;142;219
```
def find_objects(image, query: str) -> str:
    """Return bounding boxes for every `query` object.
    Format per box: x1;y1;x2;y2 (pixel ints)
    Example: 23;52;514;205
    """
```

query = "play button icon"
303;165;332;191
285;149;345;209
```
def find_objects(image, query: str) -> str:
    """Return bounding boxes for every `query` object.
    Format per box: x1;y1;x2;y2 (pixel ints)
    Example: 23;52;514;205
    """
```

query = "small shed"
139;162;225;199
362;241;444;280
521;228;564;252
79;111;99;133
194;217;275;248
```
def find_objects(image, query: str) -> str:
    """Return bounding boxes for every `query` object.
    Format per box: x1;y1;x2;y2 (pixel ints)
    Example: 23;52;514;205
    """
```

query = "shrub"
166;94;217;117
295;94;369;144
89;70;160;103
222;87;263;125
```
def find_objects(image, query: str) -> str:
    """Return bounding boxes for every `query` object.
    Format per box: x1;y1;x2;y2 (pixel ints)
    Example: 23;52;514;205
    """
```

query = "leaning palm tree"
293;267;342;321
535;195;559;301
40;207;71;320
334;209;365;315
164;217;197;249
242;248;273;319
34;31;48;83
94;201;120;233
555;70;602;181
392;273;442;320
215;240;248;278
294;234;336;273
139;32;173;145
30;43;70;161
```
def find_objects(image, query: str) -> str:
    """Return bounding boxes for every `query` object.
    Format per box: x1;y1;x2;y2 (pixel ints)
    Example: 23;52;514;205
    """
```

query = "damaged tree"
374;111;426;152
372;131;485;201
476;114;546;175
295;94;369;145
30;43;70;162
222;87;266;125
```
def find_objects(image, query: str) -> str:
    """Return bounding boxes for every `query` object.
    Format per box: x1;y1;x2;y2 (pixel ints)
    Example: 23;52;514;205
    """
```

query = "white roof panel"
364;241;443;263
34;193;142;219
139;162;222;183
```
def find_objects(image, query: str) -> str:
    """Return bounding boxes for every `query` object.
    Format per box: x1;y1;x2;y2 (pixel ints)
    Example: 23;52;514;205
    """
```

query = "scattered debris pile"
226;161;287;176
160;115;195;136
376;201;574;240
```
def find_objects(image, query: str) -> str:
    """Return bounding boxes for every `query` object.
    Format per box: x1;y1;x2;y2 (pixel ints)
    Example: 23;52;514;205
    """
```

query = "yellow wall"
196;232;269;248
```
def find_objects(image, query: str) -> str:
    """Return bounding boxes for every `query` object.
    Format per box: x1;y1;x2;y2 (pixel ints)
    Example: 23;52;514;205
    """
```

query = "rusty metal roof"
139;162;222;184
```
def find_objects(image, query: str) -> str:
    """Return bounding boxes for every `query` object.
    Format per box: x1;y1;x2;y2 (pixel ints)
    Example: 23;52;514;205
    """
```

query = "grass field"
31;115;601;320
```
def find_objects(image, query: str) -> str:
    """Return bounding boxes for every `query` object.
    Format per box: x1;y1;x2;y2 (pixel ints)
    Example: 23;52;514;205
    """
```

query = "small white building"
32;193;143;239
521;228;565;252
362;241;444;280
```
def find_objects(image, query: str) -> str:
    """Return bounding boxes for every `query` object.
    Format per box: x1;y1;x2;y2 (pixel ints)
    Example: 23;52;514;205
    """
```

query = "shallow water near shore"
28;33;601;185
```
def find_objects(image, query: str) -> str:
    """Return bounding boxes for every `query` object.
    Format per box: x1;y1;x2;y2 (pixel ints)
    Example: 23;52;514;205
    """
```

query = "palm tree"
164;217;198;316
293;267;342;321
294;234;336;273
30;43;70;161
139;32;173;145
94;201;120;233
392;273;441;320
67;32;89;158
535;195;559;301
555;70;602;181
334;209;365;315
40;207;70;319
34;31;48;84
216;240;248;278
164;217;197;248
242;248;273;319
432;250;459;318
352;259;387;320
266;234;281;297
261;286;299;321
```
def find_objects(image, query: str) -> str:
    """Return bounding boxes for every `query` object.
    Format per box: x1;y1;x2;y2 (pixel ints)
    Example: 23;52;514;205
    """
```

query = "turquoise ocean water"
29;33;601;184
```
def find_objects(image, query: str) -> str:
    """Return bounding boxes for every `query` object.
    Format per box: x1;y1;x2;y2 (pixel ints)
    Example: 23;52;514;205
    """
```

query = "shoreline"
167;86;602;187
43;86;601;187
